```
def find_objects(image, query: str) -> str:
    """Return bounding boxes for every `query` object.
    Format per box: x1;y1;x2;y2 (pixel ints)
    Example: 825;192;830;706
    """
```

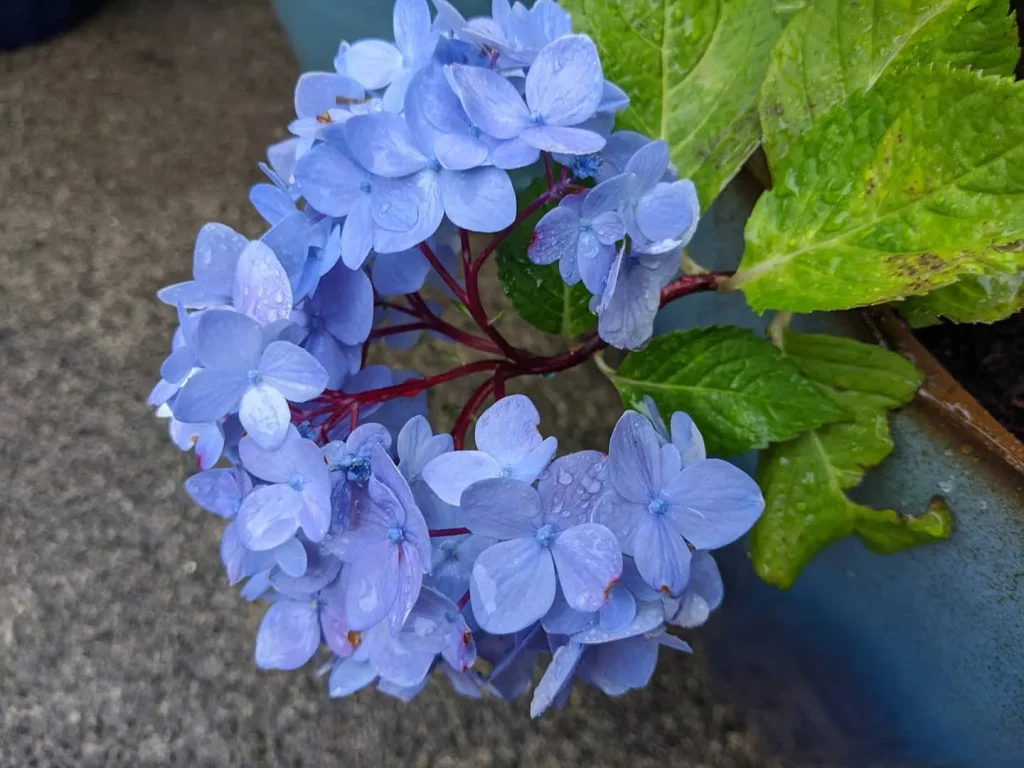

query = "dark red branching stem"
457;590;471;611
429;527;472;537
295;178;729;446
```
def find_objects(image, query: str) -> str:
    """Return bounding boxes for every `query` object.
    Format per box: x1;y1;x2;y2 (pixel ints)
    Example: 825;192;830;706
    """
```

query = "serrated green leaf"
733;67;1024;313
902;270;1024;325
495;179;597;339
562;0;782;210
605;326;847;456
749;329;948;589
760;0;1020;172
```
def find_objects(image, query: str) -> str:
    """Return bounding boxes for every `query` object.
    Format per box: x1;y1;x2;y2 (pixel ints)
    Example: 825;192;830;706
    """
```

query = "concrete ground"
0;1;784;765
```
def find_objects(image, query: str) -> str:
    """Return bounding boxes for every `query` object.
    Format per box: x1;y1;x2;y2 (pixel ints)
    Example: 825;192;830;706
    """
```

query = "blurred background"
0;1;787;766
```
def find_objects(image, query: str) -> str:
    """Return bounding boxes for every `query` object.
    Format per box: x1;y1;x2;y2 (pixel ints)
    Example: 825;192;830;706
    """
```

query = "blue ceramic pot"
272;0;491;72
0;0;104;50
672;172;1024;768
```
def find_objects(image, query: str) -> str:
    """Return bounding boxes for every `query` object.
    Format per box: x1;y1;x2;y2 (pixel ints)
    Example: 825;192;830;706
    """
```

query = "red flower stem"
493;372;506;400
543;152;555;189
660;272;726;304
418;242;468;304
429;527;472;537
457;590;471;611
459;227;472;274
319;359;502;407
369;322;431;339
402;292;503;355
452;376;497;449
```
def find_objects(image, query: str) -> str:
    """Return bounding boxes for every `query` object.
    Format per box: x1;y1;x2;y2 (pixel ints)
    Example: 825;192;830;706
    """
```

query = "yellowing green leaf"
760;0;1020;172
563;0;782;209
749;329;950;589
902;270;1024;325
733;67;1024;313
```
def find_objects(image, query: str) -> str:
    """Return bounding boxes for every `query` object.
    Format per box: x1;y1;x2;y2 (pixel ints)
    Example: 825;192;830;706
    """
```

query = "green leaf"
496;180;597;339
605;326;847;456
760;0;1020;171
562;0;782;210
733;67;1024;313
902;271;1024;325
749;329;950;589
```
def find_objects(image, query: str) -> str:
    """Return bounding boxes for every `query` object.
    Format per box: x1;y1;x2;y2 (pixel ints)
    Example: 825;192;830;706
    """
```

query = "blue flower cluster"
150;0;760;714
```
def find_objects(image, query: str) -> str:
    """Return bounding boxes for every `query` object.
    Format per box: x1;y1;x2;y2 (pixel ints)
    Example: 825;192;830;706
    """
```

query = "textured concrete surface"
0;2;782;765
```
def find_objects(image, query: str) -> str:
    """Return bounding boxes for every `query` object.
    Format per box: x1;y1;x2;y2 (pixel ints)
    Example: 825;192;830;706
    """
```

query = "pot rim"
862;307;1024;478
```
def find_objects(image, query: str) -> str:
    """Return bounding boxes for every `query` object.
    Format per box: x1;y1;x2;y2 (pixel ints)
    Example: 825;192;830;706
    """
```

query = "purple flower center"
247;369;262;384
572;154;601;179
359;179;372;194
387;525;405;543
647;497;668;517
288;473;305;491
427;155;442;172
346;456;371;484
534;524;555;548
308;314;324;331
529;110;544;125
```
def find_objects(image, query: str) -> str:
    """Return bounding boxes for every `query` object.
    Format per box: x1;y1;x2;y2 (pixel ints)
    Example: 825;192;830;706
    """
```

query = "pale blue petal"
596;131;650;181
447;63;530;139
372;171;445;254
577;235;615;296
635;180;700;244
572;598;665;644
372;246;431;296
520;125;605;154
160;345;195;386
460;478;542;539
421;450;502;506
525;35;603;126
250;183;295;226
662;460;764;550
238;425;320;484
303;331;353;389
294;71;364;118
255;600;320;670
220;521;246;585
274;537;310;579
541;585;596;635
293;143;368;217
471;538;555;634
535;450;607;527
507;437;558;486
260;212;315;288
394;0;436;62
387;543;425;634
580;635;657;694
597;252;678;350
489;137;540;169
329;658;378;697
194;309;264;370
371;174;422;231
598;584;636;633
660;442;682;481
193;222;248;296
184;469;241;518
656;632;693;653
170;369;248;423
342;197;375;270
237;484;303;551
440;167;515;232
156;281;227;309
346;540;401;630
624;140;670;192
529;641;583;718
435;133;488;170
232;241;293;324
598;80;630;113
239;384;291;450
632;514;691;597
608;411;663;503
382;68;416;114
474;394;545;469
551;523;622;613
344;113;427;177
344;40;403;90
317;265;374;345
528;205;579;266
590;211;626;245
670;411;707;467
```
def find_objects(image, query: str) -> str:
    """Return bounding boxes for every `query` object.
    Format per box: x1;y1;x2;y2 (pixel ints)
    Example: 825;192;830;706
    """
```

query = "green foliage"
760;0;1019;172
605;326;847;456
902;271;1024;325
496;179;597;339
750;329;951;589
562;0;782;210
733;67;1024;313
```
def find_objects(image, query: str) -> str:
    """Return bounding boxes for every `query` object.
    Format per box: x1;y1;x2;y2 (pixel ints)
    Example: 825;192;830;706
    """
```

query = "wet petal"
529;204;580;266
525;35;603;126
184;469;242;518
421;450;502;506
255;600;321;670
519;125;606;154
170;368;248;424
344;39;403;90
471;538;555;634
631;513;691;598
447;63;530;139
346;540;402;631
439;167;515;232
258;341;329;401
237;484;303;551
662;460;764;550
461;478;543;539
551;523;622;613
239;384;291;450
529;641;583;718
607;411;664;504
